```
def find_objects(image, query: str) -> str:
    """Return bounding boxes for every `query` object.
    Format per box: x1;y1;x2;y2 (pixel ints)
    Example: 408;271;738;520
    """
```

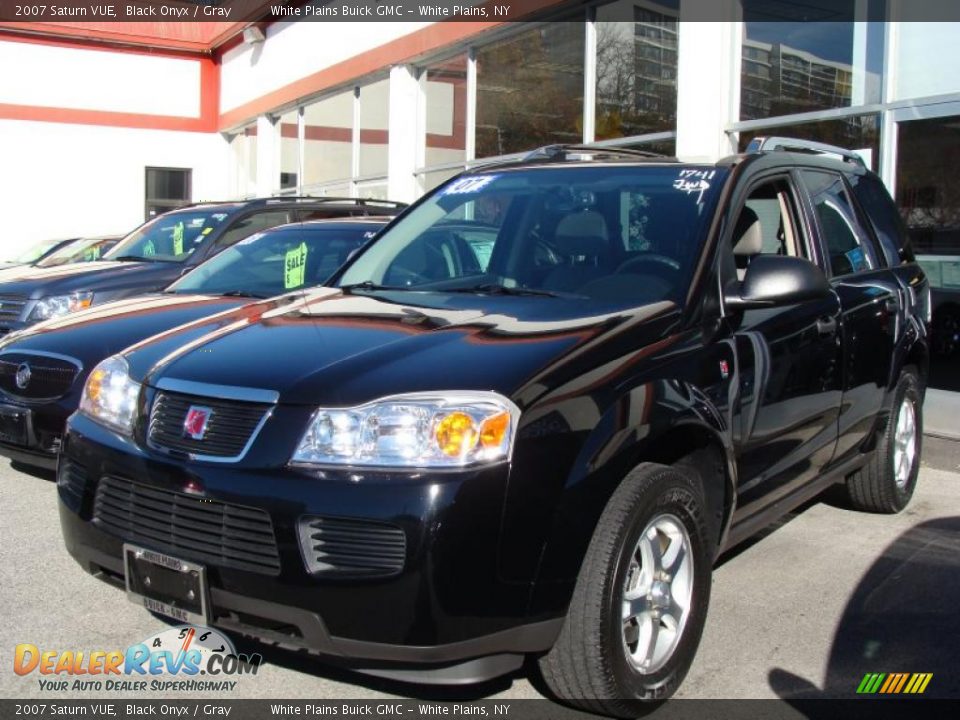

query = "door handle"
884;298;899;314
817;316;838;336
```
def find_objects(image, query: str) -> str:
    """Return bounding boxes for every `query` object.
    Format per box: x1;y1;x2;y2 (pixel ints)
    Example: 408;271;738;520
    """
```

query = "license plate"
0;404;28;445
124;545;209;625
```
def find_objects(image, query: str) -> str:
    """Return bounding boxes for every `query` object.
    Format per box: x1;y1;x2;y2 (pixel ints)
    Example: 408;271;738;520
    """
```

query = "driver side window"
732;178;806;280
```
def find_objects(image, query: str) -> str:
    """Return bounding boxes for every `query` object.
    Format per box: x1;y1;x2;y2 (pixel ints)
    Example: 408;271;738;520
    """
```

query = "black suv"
0;197;404;335
58;140;929;714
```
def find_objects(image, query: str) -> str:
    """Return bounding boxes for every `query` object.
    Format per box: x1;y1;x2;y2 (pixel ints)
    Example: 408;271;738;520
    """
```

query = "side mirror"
726;255;831;311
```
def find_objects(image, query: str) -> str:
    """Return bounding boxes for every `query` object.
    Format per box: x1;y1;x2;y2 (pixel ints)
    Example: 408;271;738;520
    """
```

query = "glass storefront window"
424;54;468;168
279;109;299;190
737;114;880;170
739;2;885;120
895;116;960;258
359;78;389;178
475;21;585;158
303;90;354;187
595;0;679;141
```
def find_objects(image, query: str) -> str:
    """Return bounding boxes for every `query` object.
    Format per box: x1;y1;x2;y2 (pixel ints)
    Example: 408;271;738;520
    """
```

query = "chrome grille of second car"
0;294;26;322
148;391;271;459
0;352;79;399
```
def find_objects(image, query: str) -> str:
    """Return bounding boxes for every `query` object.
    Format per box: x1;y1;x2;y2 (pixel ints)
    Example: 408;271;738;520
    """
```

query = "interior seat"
543;211;612;294
733;206;763;280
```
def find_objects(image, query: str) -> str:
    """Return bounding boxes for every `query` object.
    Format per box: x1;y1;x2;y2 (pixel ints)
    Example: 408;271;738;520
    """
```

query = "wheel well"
642;426;731;551
904;345;928;389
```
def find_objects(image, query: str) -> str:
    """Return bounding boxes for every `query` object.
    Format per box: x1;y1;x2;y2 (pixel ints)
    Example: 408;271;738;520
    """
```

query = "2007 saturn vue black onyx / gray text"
58;139;929;716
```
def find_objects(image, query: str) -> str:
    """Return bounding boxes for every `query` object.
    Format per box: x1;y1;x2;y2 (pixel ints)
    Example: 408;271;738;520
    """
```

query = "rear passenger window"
800;170;877;277
848;173;910;265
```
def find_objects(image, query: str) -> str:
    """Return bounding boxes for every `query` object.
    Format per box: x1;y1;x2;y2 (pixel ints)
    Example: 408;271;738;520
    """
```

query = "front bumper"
0;396;73;470
58;413;560;682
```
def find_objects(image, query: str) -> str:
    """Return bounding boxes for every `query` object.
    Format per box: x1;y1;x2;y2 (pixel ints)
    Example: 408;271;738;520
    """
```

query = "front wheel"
846;369;922;513
538;463;714;716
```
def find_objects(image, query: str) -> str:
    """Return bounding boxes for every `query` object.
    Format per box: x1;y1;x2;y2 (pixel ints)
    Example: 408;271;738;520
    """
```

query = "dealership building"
0;0;958;342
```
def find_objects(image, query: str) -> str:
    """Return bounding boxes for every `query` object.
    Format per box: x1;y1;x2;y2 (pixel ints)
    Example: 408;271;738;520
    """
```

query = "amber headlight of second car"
78;354;141;435
291;392;520;469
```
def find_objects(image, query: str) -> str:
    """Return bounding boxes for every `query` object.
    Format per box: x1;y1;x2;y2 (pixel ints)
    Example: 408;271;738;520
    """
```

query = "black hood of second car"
0;294;253;371
0;260;182;299
123;288;681;408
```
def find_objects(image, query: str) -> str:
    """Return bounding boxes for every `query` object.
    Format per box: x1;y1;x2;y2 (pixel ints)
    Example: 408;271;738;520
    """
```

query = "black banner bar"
3;699;960;720
1;0;959;24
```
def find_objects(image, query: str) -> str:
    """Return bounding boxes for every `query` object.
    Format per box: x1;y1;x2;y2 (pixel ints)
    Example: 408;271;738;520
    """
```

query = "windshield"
338;165;728;307
104;210;231;263
6;238;69;264
169;224;381;297
37;237;119;267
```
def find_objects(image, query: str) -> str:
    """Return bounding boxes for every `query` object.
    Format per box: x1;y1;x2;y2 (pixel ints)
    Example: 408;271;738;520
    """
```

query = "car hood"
0;294;253;370
124;288;681;407
0;261;181;299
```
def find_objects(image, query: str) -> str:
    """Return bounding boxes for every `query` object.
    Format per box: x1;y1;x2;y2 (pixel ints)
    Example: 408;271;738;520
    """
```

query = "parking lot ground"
2;441;959;702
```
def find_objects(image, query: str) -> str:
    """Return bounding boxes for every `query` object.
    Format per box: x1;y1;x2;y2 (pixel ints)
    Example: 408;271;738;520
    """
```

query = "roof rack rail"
745;136;866;167
250;196;407;208
522;143;675;162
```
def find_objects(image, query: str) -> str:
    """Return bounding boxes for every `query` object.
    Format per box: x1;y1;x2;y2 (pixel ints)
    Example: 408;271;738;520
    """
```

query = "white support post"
465;48;477;162
583;12;597;144
255;114;277;197
387;64;420;203
675;0;741;161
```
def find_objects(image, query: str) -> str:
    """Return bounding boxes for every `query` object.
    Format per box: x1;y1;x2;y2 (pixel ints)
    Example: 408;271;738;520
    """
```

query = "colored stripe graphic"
857;673;932;694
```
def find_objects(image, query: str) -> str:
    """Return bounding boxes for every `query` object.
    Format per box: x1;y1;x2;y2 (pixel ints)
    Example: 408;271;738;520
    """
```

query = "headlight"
291;392;520;469
79;355;141;435
29;292;94;321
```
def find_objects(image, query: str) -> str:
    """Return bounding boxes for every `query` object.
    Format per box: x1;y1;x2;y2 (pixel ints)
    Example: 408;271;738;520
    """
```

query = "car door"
725;173;843;525
798;169;901;466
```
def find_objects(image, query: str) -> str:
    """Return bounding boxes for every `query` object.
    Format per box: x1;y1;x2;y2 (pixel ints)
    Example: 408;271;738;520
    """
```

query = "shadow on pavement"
768;516;960;700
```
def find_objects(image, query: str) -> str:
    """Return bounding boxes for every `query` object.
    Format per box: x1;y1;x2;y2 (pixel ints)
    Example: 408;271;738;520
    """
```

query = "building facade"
1;0;959;337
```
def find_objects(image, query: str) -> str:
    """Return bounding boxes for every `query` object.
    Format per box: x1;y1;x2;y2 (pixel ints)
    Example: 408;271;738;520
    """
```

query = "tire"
538;463;714;716
846;368;922;513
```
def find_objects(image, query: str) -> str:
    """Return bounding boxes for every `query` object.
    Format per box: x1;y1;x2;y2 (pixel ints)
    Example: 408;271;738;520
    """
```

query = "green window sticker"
172;221;185;256
144;239;156;257
284;242;308;289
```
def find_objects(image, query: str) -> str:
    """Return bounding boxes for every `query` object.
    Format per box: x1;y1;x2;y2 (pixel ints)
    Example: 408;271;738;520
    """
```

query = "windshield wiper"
444;283;565;298
219;290;269;299
110;255;153;262
339;281;408;294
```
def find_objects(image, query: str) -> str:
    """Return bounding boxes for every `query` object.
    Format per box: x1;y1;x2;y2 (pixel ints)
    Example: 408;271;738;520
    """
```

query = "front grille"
0;294;26;322
0;352;79;399
298;516;406;577
58;459;87;512
94;476;281;575
148;392;271;459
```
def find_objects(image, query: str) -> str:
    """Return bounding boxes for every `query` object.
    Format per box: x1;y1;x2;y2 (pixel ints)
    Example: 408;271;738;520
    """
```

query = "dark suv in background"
58;140;928;715
0;218;388;470
0;197;404;336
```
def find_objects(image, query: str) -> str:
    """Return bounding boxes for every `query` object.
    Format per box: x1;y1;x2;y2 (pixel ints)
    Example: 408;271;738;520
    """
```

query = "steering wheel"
615;253;681;275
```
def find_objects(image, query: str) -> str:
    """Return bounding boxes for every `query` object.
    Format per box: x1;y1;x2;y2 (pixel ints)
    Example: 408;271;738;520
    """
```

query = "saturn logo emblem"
15;362;31;390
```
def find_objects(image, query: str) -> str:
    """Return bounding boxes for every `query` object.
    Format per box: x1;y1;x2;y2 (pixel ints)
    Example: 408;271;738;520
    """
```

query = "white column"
387;64;420;203
583;14;597;144
675;1;741;161
254;114;276;197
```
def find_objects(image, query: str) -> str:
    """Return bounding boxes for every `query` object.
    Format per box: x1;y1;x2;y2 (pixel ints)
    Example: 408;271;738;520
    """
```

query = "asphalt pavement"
2;438;959;702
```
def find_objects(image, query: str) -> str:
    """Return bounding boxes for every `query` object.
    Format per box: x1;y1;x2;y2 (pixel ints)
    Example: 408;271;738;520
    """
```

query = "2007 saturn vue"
58;141;929;715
